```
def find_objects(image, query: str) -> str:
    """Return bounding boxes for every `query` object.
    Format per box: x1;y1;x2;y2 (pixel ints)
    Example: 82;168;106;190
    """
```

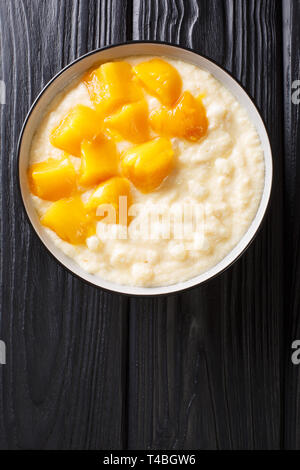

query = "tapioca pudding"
28;56;264;287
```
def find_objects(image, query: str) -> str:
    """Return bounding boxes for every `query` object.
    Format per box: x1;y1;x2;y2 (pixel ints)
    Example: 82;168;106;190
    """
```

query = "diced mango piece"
86;177;132;225
28;156;77;201
50;105;102;157
133;58;182;106
150;91;208;141
104;100;149;143
41;195;94;245
83;61;143;116
121;138;174;193
79;136;119;187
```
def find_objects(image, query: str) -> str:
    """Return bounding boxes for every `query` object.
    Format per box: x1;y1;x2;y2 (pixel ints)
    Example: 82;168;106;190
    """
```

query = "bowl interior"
18;43;272;296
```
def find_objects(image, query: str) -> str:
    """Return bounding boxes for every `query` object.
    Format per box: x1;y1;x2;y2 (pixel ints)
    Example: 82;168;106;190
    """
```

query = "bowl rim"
17;40;273;297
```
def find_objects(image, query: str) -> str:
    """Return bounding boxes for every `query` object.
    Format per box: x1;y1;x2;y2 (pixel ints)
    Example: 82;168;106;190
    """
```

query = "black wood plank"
128;0;284;450
0;0;131;450
282;0;300;450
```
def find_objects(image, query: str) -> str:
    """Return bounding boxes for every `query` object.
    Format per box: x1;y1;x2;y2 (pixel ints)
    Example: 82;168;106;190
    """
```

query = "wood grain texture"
0;0;130;450
282;0;300;450
128;0;284;450
0;0;294;450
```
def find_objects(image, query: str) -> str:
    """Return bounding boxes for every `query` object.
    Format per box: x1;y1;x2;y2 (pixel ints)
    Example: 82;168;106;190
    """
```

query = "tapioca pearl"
230;148;245;168
242;129;261;148
110;246;128;265
217;224;231;240
234;199;247;211
235;179;253;205
251;150;264;164
190;130;233;163
86;235;102;252
213;202;231;219
144;249;159;264
131;263;154;284
167;241;187;261
199;70;211;81
207;102;227;120
188;180;209;200
77;255;99;274
193;232;203;250
207;103;227;130
239;176;251;193
232;196;250;211
195;165;210;182
204;215;221;235
214;158;233;175
217;175;231;187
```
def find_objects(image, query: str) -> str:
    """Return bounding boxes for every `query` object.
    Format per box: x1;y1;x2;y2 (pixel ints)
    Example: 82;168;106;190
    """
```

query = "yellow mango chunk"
150;91;208;142
104;100;149;143
79;136;119;187
83;61;143;116
133;58;182;106
86;177;132;225
41;195;94;245
50;105;102;157
121;138;174;193
28;156;77;201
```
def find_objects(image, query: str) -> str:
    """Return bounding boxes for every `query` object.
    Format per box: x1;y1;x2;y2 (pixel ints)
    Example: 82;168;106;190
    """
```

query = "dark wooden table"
0;0;299;450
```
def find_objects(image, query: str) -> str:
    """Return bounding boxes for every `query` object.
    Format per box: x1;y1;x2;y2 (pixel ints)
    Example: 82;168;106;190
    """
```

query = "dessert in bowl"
18;43;272;295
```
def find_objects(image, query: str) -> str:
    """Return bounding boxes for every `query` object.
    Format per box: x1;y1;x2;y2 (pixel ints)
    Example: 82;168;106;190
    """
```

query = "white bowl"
18;42;273;296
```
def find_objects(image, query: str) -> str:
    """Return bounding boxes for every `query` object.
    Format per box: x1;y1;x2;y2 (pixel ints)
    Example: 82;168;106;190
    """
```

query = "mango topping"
133;58;182;106
28;156;77;201
86;176;132;225
79;136;119;187
41;195;94;245
104;100;149;143
150;91;208;142
84;61;143;116
50;105;102;157
121;138;174;193
29;59;211;246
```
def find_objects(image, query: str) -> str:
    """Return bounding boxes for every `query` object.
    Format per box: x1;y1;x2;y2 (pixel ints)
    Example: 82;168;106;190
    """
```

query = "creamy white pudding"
29;56;264;287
